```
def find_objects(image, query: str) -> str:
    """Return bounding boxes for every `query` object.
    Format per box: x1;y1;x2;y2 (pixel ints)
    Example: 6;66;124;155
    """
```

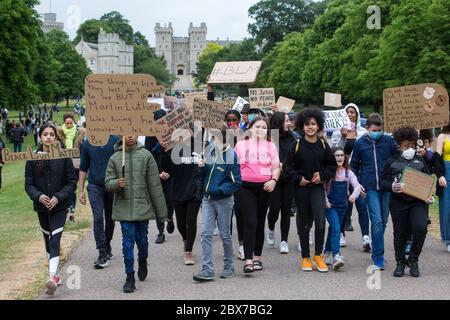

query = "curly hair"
392;126;418;144
295;108;324;132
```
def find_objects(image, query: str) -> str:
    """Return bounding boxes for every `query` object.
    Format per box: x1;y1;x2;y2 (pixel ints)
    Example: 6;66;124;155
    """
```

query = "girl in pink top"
323;147;362;271
234;117;280;273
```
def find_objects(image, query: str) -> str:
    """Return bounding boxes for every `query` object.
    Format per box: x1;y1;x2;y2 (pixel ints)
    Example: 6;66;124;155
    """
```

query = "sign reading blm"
249;88;275;113
208;61;261;84
85;74;168;146
383;83;449;133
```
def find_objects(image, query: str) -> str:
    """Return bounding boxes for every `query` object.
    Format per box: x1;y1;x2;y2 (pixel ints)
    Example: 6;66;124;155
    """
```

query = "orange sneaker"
313;255;329;273
301;258;313;271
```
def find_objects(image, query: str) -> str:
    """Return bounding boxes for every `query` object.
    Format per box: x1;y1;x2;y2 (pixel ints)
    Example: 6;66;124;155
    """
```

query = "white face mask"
402;148;415;160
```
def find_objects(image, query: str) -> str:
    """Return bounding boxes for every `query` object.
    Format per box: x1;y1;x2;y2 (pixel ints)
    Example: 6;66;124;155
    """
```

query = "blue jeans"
13;143;22;152
438;161;450;245
201;196;234;274
87;184;115;252
325;205;348;256
366;190;390;265
120;221;149;274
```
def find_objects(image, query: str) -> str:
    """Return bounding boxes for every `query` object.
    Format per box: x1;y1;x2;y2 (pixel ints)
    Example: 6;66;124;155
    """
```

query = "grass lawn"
0;102;92;298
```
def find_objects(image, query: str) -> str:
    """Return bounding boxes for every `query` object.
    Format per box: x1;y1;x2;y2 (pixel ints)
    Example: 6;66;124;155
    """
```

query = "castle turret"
188;22;207;74
97;28;120;74
155;23;173;73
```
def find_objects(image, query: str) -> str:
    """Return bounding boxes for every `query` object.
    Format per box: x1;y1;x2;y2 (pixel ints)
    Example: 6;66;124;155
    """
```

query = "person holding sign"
291;108;336;273
380;126;433;277
24;123;77;295
331;103;370;252
105;136;168;293
436;123;450;253
193;127;242;281
266;112;296;254
234;117;280;273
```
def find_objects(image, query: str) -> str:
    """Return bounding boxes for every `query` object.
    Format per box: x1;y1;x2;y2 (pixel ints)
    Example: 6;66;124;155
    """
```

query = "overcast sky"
36;0;260;46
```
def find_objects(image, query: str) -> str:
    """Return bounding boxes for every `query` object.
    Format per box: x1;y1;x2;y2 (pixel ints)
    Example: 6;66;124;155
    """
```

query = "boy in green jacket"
105;136;168;293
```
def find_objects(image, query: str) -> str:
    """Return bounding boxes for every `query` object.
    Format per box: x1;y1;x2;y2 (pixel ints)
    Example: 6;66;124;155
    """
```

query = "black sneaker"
346;224;354;232
123;272;136;293
409;260;420;277
137;257;148;281
106;244;114;260
167;219;175;234
155;233;165;244
393;261;406;277
94;255;109;269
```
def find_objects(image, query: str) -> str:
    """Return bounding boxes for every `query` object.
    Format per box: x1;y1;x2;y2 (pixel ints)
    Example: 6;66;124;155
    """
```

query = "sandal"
243;262;254;273
253;260;263;271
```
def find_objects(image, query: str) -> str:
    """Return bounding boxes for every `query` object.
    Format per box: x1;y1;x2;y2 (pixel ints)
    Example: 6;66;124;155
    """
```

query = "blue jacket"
198;144;242;200
350;133;397;191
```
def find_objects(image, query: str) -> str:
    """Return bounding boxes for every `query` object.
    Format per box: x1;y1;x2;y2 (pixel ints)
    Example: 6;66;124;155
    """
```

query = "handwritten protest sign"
184;92;207;111
383;83;449;133
276;96;296;113
193;98;228;129
1;144;80;163
324;92;342;108
232;96;249;113
323;109;350;130
208;61;262;84
400;166;436;201
249;88;275;113
155;108;193;151
85;74;168;146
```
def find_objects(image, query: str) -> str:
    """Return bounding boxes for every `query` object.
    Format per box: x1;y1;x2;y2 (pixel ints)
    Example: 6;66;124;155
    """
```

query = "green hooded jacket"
105;142;168;222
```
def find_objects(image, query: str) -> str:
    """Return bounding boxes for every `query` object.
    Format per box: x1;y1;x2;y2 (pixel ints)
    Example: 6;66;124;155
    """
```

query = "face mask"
248;114;257;123
369;131;383;141
402;148;415;160
227;122;240;129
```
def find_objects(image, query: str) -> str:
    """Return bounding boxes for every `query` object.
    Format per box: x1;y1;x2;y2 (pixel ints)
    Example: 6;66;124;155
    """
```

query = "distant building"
75;28;134;74
155;22;241;76
41;12;64;33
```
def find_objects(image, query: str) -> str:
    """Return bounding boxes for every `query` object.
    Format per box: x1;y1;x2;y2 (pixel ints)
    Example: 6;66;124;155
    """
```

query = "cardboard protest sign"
276;96;296;113
1;144;80;163
208;61;262;84
85;74;168;146
400;166;436;202
232;96;249;113
193;98;228;129
383;83;449;133
184;92;207;111
155;107;193;151
324;92;342;108
323;109;350;130
249;88;275;113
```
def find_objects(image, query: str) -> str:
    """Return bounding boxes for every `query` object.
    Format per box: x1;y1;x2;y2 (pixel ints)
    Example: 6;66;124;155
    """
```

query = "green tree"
73;19;110;44
0;0;41;111
133;31;149;47
100;11;134;45
248;0;328;52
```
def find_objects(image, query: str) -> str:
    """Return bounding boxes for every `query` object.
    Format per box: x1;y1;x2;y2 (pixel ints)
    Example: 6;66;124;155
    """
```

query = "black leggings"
235;182;270;260
295;184;326;258
174;200;201;252
231;203;244;243
268;182;294;242
390;198;427;262
38;210;67;275
156;179;175;234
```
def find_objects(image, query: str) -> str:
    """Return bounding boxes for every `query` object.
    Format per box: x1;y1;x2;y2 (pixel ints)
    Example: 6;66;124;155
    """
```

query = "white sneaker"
361;235;371;252
297;241;302;252
447;244;450;253
333;254;344;270
324;252;334;265
213;227;219;236
309;231;314;246
279;241;289;254
340;233;347;247
266;229;275;247
237;245;245;260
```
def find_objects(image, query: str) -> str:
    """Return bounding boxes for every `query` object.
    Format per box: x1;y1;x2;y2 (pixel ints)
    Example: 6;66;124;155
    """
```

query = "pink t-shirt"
235;139;280;183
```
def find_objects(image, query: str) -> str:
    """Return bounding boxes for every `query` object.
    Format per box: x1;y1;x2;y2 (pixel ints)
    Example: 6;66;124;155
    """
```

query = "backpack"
295;137;326;154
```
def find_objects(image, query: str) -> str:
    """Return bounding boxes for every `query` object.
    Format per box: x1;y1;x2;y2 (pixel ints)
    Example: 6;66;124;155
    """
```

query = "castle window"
194;45;196;49
89;59;94;66
179;52;182;60
163;36;164;41
166;45;168;49
197;37;199;41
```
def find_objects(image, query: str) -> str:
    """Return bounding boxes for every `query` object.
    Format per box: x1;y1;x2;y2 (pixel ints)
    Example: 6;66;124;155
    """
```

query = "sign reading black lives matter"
1;144;80;163
323;109;350;130
85;74;168;146
208;61;262;84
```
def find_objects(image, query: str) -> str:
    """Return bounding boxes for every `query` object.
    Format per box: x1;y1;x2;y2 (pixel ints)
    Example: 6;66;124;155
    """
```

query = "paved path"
37;211;450;300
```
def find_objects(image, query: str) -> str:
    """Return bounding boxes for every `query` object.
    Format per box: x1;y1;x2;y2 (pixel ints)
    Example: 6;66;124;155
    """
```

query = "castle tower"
188;22;207;74
41;12;64;33
155;23;173;73
97;28;120;74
